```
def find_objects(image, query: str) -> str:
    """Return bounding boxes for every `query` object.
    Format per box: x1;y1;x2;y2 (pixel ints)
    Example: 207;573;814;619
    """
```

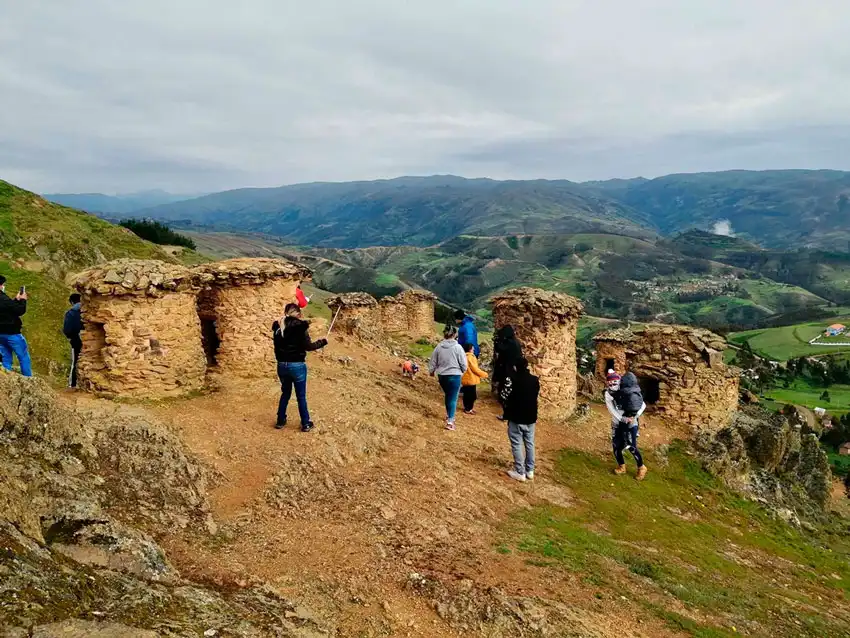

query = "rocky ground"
3;332;847;637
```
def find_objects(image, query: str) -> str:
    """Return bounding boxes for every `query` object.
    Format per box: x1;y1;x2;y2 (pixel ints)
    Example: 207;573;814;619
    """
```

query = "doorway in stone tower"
637;375;661;405
197;289;221;369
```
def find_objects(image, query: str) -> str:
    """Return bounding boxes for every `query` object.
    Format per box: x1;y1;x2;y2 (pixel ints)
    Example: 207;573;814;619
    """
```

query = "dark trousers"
69;336;82;388
277;362;310;426
612;420;644;467
461;385;477;412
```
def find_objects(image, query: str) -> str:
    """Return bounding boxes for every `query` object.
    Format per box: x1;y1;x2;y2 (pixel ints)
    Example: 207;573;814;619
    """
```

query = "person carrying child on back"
460;342;488;415
604;370;648;480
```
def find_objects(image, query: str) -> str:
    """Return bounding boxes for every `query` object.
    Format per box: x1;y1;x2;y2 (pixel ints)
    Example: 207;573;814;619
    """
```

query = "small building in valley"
491;287;584;416
593;325;740;432
826;324;846;337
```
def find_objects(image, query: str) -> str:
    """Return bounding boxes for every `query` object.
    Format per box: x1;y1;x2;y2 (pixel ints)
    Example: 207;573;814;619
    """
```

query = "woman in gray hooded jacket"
428;324;468;430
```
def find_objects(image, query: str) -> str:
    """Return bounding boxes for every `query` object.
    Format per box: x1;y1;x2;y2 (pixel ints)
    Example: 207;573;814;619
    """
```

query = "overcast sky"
2;0;849;194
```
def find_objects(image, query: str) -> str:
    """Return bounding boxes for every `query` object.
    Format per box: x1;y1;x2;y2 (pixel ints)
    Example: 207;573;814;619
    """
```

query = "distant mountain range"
44;190;202;216
107;170;850;252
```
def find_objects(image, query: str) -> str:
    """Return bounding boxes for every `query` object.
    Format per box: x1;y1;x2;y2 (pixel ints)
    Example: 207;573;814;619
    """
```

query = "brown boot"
636;465;648;481
613;464;627;475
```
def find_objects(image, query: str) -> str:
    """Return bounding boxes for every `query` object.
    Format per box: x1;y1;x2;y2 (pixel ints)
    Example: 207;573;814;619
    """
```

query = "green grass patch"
765;379;850;414
498;446;850;637
729;317;850;360
826;449;850;477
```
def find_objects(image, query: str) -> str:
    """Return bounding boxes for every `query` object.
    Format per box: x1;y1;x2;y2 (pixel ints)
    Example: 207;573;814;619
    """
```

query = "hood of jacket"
460;316;475;326
495;325;515;342
436;338;458;350
619;371;639;389
283;316;309;332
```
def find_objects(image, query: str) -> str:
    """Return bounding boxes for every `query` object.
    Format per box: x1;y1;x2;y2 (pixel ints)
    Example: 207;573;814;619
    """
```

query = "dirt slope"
61;335;683;637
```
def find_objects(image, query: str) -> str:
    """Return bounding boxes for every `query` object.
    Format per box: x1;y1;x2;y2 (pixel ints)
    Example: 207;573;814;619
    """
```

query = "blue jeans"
0;334;32;377
612;420;644;467
508;421;535;475
438;374;462;421
277;362;310;426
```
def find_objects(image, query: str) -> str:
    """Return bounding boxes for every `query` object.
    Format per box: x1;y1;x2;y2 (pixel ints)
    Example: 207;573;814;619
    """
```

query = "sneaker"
301;422;314;433
464;409;477;415
636;465;648;481
445;421;456;431
526;471;534;480
274;422;286;430
613;464;627;475
507;470;526;482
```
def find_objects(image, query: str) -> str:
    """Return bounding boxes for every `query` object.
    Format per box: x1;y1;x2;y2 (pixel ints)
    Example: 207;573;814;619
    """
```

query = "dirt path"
61;338;686;637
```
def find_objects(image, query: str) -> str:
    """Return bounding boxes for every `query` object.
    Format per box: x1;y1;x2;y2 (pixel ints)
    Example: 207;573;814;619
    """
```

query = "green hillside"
729;316;850;361
588;169;850;251
0;179;192;376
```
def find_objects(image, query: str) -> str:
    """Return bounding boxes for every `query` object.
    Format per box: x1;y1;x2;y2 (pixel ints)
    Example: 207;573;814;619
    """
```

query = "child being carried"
604;370;648;480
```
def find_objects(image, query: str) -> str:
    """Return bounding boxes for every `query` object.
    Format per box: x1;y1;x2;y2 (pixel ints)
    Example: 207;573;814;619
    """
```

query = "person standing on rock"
502;358;539;482
604;371;648;480
455;310;480;357
272;302;328;432
429;324;468;430
492;325;523;421
0;275;32;377
63;293;83;388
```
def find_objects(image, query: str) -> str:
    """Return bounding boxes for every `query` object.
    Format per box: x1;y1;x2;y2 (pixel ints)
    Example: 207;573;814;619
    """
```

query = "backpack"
615;372;644;417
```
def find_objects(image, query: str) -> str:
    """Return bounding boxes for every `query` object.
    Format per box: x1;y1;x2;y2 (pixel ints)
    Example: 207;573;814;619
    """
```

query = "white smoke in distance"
712;219;734;236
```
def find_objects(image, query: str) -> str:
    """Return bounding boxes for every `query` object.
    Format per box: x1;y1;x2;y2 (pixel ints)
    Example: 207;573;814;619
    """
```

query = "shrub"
120;219;196;249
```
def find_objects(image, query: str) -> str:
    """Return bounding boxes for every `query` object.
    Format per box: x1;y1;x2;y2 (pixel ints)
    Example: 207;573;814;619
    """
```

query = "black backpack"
615;372;644;417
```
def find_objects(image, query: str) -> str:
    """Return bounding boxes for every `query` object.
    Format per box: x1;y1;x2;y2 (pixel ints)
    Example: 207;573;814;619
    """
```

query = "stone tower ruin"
70;260;207;399
328;289;436;340
70;257;311;398
491;287;584;416
593;325;740;431
194;258;312;377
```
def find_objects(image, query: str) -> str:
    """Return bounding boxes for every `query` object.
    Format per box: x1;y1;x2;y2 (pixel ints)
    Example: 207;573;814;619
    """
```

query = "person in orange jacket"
460;342;488;415
296;284;310;308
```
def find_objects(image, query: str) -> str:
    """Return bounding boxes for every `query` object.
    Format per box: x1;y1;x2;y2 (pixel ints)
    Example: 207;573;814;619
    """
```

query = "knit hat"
606;369;621;382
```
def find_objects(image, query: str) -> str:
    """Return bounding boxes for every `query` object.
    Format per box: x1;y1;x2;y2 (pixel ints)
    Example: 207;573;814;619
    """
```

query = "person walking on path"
0;275;32;377
429;324;468;430
502;358;539;482
63;293;83;388
272;302;328;432
604;370;648;480
455;310;480;357
492;325;523;421
460;342;488;414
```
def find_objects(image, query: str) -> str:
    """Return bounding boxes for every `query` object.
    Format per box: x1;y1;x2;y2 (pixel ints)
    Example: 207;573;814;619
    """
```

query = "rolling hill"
44;190;197;216
128;170;850;252
136;175;656;247
0;179;196;374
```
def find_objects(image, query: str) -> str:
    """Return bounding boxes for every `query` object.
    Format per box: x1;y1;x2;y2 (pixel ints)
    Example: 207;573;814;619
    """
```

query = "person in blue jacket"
455;310;480;357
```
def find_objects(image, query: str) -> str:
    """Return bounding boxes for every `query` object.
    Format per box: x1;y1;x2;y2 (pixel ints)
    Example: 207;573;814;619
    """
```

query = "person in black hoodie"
63;293;83;388
502;358;540;482
492;325;523;421
272;303;328;431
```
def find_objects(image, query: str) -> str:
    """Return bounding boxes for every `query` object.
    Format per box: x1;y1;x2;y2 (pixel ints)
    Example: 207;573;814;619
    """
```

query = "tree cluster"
120;219;197;250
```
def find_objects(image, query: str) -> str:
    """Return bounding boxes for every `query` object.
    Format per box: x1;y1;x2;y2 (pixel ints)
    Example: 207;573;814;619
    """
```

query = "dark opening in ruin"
200;319;220;367
605;358;616;373
637;376;661;405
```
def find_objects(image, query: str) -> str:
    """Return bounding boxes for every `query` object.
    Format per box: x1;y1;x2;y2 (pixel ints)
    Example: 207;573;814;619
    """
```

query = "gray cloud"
2;0;850;193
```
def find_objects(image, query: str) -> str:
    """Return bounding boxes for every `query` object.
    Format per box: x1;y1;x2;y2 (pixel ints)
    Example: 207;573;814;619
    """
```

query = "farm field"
765;380;850;415
729;317;850;360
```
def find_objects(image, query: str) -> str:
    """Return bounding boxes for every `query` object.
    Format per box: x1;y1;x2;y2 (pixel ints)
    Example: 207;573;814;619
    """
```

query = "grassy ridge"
0;179;204;377
729;317;850;360
500;446;850;637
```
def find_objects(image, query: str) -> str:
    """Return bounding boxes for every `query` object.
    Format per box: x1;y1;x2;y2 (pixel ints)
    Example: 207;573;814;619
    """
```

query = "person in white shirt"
604;370;648;480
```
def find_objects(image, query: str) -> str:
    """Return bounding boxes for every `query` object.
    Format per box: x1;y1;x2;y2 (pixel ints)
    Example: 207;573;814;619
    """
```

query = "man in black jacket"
272;303;328;431
63;293;83;388
502;358;539;482
0;275;32;377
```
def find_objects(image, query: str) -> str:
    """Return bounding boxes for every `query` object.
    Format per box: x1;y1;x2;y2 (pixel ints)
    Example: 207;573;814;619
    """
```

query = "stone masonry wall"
594;325;740;433
210;278;299;377
492;288;583;417
327;293;380;339
379;297;408;334
397;290;436;338
78;293;206;398
595;340;629;380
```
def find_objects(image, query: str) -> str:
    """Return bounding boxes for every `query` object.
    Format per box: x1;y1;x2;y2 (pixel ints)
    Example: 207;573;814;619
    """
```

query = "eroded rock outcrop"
0;371;326;635
695;406;832;517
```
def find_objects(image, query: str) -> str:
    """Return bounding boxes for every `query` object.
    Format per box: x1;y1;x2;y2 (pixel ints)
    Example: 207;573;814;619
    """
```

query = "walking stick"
326;305;341;339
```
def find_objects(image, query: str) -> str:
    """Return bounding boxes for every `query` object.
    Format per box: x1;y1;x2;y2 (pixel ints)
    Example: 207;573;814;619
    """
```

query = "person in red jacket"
296;284;310;309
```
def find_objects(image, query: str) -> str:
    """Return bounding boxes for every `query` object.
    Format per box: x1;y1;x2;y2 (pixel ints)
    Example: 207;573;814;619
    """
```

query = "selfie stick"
326;306;341;338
